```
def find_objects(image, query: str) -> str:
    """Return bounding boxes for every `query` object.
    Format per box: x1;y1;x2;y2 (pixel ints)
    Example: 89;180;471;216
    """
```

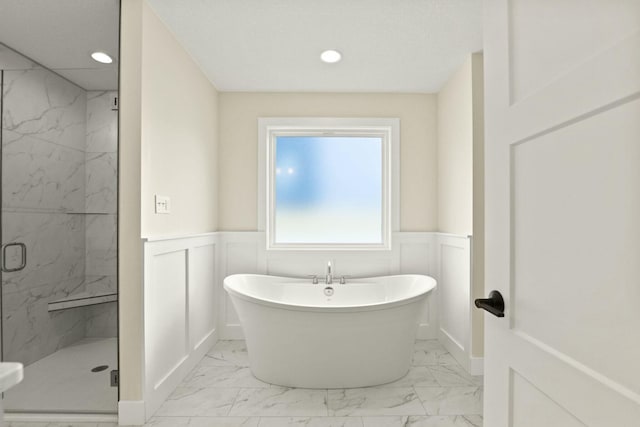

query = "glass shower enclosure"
0;0;119;415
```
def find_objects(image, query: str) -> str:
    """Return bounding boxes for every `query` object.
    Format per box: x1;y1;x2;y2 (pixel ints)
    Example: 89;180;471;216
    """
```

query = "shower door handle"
1;242;27;272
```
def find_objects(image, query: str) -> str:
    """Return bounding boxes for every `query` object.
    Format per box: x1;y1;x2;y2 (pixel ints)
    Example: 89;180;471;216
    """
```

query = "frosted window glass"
274;136;383;244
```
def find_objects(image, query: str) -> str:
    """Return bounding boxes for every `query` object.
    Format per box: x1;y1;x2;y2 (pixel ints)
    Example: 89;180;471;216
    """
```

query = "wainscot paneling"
142;233;218;420
137;231;474;423
217;232;440;340
435;234;474;373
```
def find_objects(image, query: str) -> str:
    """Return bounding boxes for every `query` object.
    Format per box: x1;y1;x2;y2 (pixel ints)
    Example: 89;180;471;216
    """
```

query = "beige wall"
119;0;219;402
437;58;474;234
218;93;438;231
436;53;485;357
119;0;144;403
470;53;485;357
140;5;219;237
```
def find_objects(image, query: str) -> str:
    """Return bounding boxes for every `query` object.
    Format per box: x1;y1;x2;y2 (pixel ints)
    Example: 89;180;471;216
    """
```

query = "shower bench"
48;290;117;312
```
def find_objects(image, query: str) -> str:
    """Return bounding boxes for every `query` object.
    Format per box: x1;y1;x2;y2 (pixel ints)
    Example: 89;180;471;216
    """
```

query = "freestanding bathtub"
223;273;436;388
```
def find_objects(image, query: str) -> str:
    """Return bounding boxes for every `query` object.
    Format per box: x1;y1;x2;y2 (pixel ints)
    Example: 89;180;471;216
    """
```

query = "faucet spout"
326;261;333;284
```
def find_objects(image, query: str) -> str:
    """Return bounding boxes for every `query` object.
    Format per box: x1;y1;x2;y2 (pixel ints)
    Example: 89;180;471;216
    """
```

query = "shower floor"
3;337;118;413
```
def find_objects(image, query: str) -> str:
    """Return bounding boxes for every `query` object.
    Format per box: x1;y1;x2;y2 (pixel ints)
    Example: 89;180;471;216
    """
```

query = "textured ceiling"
148;0;483;93
0;0;119;90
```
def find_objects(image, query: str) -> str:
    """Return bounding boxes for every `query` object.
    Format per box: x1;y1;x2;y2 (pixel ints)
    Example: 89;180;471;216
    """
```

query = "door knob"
475;290;505;317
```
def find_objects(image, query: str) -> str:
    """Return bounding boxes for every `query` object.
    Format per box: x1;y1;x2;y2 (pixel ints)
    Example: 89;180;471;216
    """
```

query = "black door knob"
474;290;505;317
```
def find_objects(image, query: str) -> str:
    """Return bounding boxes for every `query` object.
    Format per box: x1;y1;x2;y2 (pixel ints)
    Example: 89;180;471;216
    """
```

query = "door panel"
511;370;585;427
508;0;640;103
512;99;640;392
484;0;640;425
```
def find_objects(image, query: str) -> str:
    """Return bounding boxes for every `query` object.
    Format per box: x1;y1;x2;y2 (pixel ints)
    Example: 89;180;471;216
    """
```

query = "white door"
483;1;640;426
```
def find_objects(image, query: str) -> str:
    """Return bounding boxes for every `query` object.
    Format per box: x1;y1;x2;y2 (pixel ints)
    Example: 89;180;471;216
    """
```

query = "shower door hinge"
110;369;119;387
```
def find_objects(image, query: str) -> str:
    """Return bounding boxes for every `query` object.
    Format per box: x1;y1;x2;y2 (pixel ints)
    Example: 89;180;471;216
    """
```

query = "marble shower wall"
84;90;118;338
1;46;88;365
1;44;118;364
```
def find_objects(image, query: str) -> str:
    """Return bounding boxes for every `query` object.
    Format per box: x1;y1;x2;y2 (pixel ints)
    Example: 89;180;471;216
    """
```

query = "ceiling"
148;0;483;93
0;1;482;93
0;0;119;90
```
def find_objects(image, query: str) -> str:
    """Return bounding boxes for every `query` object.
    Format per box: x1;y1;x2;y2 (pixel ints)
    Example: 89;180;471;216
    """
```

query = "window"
258;118;399;250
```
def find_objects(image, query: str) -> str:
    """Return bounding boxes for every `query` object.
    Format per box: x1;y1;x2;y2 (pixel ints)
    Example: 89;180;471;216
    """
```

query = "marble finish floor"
145;339;483;427
4;338;118;414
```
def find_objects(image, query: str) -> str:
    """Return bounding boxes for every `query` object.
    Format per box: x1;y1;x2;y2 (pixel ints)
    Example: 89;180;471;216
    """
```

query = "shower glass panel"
0;0;119;414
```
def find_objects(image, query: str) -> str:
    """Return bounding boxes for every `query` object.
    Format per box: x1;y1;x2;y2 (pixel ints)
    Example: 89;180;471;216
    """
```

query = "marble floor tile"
362;415;482;427
185;366;270;388
327;387;425;416
189;417;261;427
229;387;328;417
415;387;483;416
382;367;439;388
258;417;363;427
412;341;458;366
143;418;190;426
201;340;250;367
428;365;483;387
6;424;118;427
155;387;240;417
414;340;447;352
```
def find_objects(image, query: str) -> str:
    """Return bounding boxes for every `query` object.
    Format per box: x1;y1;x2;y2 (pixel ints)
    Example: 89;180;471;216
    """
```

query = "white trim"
257;117;400;250
470;356;484;376
118;400;145;425
439;328;469;372
142;231;218;243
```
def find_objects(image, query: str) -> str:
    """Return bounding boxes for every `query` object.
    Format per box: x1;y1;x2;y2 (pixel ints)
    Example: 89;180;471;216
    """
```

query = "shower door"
0;43;119;413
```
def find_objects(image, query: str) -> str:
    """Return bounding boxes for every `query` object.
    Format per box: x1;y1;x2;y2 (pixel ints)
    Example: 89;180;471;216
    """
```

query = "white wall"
119;0;219;420
218;92;437;231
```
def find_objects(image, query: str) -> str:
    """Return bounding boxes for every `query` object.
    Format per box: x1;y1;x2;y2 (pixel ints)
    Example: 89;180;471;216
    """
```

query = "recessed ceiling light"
91;51;113;64
320;50;342;64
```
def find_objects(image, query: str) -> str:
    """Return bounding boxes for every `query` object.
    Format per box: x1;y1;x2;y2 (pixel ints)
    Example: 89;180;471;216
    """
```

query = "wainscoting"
137;231;476;423
218;231;438;341
434;234;478;375
142;234;219;419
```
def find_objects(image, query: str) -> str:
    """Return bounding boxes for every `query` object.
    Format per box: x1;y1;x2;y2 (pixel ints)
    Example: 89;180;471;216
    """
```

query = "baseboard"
438;328;469;373
416;323;437;340
5;413;117;423
118;400;145;426
221;324;245;340
145;329;218;419
469;356;484;376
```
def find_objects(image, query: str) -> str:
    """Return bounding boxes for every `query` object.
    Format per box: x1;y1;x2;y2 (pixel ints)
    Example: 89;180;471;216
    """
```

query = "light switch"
155;195;170;214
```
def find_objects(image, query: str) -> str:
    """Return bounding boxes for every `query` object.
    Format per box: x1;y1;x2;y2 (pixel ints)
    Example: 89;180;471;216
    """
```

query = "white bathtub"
223;273;436;388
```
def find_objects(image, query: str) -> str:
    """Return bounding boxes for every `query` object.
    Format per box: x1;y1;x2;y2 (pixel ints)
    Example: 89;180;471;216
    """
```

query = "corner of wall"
119;0;145;406
471;51;485;359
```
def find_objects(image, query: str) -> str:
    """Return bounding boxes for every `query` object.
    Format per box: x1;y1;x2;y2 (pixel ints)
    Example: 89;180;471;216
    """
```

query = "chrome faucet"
326;261;333;284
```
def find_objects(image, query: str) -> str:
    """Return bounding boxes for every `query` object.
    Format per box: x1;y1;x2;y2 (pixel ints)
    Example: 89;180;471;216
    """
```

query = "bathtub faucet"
326;261;333;285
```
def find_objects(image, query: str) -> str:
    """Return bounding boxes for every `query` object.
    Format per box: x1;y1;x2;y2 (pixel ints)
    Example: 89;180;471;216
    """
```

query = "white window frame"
258;117;400;250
